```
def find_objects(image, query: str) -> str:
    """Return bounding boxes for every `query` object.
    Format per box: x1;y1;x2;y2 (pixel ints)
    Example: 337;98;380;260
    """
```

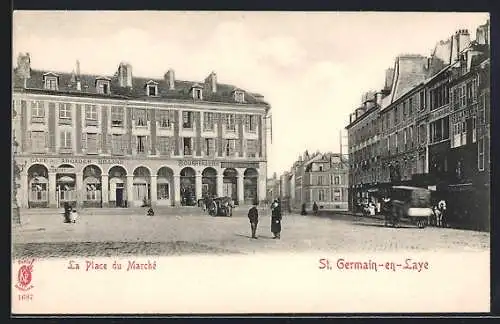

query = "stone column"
101;174;109;207
217;174;224;197
76;172;83;208
237;172;244;205
127;175;134;208
195;174;202;200
20;174;28;208
174;175;181;206
151;175;158;206
48;172;57;208
258;170;266;205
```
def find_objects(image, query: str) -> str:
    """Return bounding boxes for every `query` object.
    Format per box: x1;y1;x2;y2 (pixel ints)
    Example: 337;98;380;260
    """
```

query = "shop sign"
56;167;75;174
30;157;124;165
221;162;260;169
178;160;218;167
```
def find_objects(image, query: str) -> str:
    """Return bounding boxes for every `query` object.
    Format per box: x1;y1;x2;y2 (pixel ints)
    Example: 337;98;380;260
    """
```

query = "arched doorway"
56;164;76;208
133;166;151;207
244;168;259;205
157;167;174;206
83;165;102;208
27;164;49;208
180;167;196;206
223;168;238;202
108;166;127;207
202;167;217;198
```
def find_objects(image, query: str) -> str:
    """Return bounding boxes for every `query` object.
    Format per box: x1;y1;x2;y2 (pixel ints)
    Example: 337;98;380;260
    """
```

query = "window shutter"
97;134;101;153
82;133;87;151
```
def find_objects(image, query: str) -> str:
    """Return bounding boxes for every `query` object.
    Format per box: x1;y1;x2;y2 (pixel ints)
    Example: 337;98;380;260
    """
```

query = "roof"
13;68;270;107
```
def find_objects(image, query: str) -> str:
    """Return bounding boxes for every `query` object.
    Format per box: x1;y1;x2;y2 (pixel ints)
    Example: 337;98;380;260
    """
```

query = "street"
12;207;490;259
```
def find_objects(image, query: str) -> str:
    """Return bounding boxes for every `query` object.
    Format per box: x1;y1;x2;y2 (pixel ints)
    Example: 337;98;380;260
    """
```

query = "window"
234;91;245;103
111;107;124;127
137;136;146;153
86;184;101;201
225;139;236;156
147;85;157;96
334;176;340;185
203;112;214;131
183;137;192;155
419;91;425;110
159;111;172;128
85;105;98;120
86;133;98;154
459;85;466;108
193;88;202;100
466;81;474;105
246;139;258;157
478;137;485;171
333;189;341;201
402;102;407;119
319;165;323;172
60;131;72;149
111;134;127;155
472;116;477;143
31;131;46;153
96;80;110;94
317;176;323;185
394;107;398;124
158;184;169;200
318;189;325;201
135;109;147;127
226;114;236;131
419;124;426;144
31;101;45;119
453;87;460;110
245;115;257;132
409;125;414;148
45;77;58;90
408;98;413;116
157;137;170;155
59;103;71;119
205;138;215;156
182;111;193;128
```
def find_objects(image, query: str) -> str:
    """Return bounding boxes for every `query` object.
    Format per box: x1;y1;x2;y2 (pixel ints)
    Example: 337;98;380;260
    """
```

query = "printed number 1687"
18;294;33;301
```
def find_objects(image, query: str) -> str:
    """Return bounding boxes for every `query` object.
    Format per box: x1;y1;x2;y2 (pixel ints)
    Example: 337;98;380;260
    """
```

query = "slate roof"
13;68;270;107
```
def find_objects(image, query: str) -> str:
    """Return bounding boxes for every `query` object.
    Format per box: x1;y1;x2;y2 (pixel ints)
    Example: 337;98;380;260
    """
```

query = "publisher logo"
15;259;35;291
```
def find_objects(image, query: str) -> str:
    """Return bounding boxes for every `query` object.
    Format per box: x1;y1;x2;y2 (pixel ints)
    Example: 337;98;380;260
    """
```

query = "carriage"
207;197;234;217
384;186;433;229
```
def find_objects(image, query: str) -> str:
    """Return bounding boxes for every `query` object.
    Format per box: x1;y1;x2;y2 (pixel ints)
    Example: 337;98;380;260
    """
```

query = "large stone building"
13;55;271;208
282;151;349;212
345;20;490;230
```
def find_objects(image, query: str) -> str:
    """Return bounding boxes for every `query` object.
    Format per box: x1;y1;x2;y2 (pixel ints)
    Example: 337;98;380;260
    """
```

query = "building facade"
13;55;271;208
284;151;349;212
345;20;490;230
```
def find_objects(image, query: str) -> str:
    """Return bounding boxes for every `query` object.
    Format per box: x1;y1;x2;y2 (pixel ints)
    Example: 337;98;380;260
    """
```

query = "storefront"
16;157;267;208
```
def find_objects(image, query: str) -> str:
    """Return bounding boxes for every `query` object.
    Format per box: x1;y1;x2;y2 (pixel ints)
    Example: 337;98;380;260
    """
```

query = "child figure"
69;209;79;223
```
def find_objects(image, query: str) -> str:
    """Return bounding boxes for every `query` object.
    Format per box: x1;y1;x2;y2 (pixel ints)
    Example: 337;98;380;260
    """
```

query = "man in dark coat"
248;199;259;239
313;202;319;215
271;199;282;239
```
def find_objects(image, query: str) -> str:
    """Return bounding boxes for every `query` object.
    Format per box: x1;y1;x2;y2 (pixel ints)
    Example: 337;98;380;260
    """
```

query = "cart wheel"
417;218;426;229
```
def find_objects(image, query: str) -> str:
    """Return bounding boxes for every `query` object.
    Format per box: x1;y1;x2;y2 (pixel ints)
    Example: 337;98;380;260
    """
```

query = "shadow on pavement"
235;233;275;240
352;222;415;229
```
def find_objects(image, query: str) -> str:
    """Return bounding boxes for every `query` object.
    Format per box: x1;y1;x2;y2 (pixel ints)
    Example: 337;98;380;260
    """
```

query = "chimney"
165;69;175;90
117;62;133;88
384;68;394;90
76;60;81;91
457;29;471;53
16;52;31;87
207;71;217;93
476;20;490;45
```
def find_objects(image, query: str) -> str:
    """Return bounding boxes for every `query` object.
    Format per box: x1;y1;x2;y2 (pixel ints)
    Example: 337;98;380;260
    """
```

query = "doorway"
116;188;124;207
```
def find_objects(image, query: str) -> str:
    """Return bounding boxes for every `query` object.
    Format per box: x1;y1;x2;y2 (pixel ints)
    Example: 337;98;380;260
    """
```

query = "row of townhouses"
345;19;490;230
12;55;271;208
279;151;350;212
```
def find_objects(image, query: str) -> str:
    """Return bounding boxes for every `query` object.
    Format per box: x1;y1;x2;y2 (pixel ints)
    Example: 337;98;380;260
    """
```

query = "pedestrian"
301;202;307;215
69;208;79;223
147;207;155;216
313;202;319;215
271;199;282;239
63;202;71;223
248;199;259;239
438;199;447;228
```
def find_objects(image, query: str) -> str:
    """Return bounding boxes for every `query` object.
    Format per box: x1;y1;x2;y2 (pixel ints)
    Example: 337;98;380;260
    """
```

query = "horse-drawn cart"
207;197;234;217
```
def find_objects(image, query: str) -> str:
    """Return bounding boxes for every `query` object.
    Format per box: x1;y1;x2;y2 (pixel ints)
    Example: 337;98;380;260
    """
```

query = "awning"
57;176;75;183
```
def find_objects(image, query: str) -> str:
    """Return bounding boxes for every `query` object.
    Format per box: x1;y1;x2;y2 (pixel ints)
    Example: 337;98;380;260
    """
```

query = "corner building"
13;56;271;208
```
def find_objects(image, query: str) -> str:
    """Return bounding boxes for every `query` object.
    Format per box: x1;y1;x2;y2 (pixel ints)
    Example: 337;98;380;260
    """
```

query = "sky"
12;11;489;177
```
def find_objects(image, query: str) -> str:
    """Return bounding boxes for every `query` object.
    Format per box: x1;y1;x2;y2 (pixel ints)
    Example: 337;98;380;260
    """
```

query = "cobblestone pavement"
12;207;490;258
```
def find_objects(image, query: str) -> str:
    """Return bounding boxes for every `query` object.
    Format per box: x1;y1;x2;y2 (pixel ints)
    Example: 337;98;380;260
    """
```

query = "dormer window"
96;78;111;95
234;90;245;103
146;80;159;97
43;73;59;90
191;83;203;100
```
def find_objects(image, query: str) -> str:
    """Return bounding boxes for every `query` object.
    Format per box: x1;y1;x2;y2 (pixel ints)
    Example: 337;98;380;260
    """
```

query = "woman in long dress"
270;199;282;239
